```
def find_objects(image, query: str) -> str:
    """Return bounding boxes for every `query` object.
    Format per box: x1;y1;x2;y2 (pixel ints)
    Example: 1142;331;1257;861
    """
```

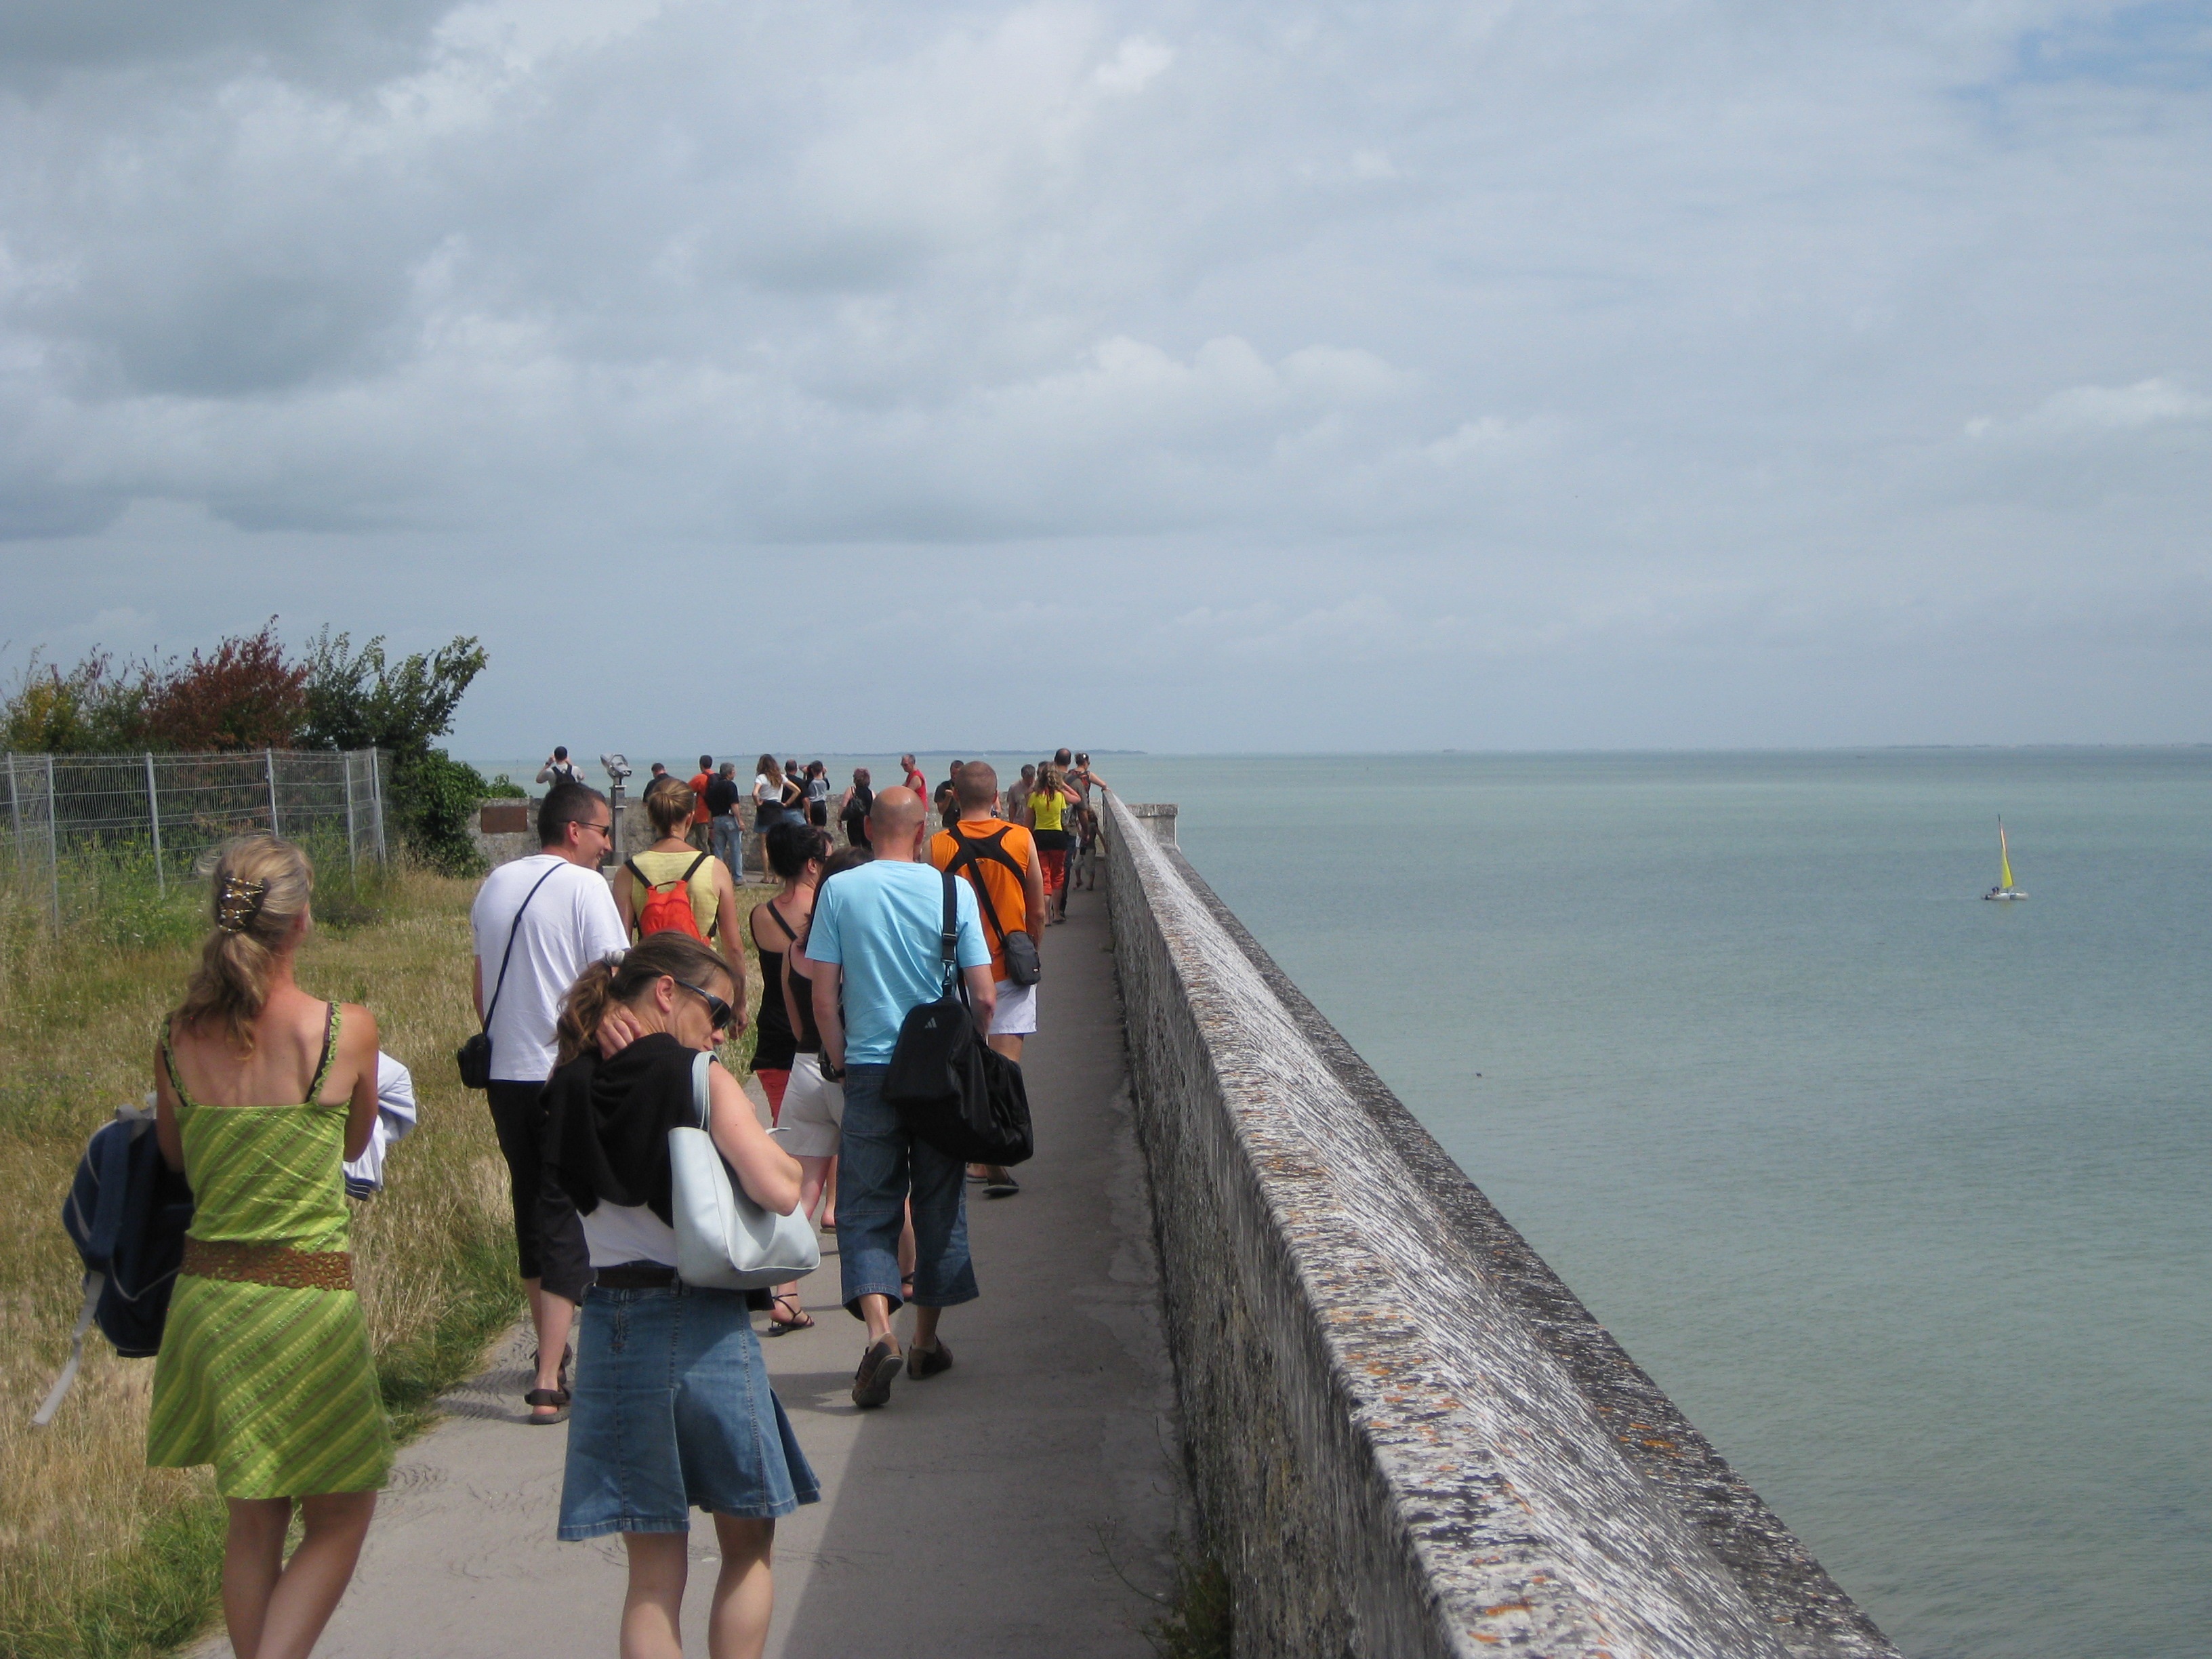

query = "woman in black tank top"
764;844;876;1334
746;822;827;1120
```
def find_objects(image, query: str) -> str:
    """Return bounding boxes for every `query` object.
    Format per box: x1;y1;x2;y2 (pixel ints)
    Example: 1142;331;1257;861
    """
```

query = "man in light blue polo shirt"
810;786;995;1408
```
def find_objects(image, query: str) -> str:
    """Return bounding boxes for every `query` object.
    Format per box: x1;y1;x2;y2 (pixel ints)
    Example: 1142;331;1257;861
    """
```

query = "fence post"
44;754;60;927
344;752;359;875
266;747;281;837
6;754;18;875
146;752;166;897
369;750;388;861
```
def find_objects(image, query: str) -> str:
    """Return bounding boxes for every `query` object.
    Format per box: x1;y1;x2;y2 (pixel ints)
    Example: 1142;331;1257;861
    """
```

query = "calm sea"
1097;750;2209;1659
468;747;2208;1656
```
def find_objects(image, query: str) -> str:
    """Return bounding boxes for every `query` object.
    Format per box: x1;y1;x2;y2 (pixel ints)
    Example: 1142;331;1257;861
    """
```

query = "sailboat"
1983;818;2027;901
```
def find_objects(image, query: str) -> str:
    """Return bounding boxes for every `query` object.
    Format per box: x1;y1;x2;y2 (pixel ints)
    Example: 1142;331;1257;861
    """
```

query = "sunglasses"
672;977;735;1033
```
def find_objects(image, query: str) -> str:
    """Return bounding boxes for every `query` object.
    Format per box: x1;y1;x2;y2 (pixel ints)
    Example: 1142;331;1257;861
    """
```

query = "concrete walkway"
218;889;1179;1658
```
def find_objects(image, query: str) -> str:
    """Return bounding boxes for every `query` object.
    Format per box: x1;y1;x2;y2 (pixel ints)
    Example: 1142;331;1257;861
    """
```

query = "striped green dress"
147;1007;392;1498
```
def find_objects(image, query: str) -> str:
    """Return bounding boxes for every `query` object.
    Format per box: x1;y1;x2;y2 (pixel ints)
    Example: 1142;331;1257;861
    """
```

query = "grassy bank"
0;862;519;1658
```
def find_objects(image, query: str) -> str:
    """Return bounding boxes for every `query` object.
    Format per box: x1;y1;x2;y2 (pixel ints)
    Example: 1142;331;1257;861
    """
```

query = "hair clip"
216;876;269;934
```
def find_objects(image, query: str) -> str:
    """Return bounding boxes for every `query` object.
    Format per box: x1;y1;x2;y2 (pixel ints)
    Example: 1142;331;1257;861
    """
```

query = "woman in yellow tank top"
1029;782;1067;834
1029;763;1080;922
617;778;749;1000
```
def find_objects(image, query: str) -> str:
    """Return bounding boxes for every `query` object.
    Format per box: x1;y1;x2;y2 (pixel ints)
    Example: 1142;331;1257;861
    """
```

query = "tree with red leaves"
141;620;310;752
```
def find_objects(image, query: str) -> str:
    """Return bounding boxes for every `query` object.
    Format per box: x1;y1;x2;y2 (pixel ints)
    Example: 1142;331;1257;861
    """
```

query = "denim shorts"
558;1283;820;1540
834;1064;979;1316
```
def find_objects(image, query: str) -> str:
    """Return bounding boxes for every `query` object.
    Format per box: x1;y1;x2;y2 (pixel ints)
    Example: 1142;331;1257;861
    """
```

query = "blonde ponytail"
173;836;315;1052
642;775;695;838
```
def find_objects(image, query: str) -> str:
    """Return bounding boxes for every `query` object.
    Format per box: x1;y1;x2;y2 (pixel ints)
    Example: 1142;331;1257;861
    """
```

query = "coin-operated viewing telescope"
600;754;633;862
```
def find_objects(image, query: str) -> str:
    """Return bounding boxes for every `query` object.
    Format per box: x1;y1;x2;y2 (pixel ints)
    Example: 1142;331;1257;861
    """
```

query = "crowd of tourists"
125;747;1111;1659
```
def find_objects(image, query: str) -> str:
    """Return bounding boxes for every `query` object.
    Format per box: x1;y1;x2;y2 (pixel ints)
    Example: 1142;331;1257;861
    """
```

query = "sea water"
1094;749;2210;1659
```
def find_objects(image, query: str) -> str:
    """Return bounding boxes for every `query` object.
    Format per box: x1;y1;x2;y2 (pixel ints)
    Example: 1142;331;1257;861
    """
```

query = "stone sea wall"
1101;793;1901;1659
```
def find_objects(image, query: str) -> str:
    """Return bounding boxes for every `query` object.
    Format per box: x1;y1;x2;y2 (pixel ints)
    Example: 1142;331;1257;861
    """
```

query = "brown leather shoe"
851;1338;903;1408
907;1339;954;1380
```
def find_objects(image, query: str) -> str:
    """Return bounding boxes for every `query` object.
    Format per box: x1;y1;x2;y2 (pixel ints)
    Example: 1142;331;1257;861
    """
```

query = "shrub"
5;622;496;874
3;652;157;752
298;630;487;757
142;621;307;752
389;750;491;876
298;629;489;865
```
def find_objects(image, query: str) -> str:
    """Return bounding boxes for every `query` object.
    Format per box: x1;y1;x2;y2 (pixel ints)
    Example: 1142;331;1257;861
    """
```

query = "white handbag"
668;1052;821;1290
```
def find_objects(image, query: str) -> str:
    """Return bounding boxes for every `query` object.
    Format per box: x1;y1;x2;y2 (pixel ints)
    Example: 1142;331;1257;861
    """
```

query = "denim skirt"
558;1283;820;1539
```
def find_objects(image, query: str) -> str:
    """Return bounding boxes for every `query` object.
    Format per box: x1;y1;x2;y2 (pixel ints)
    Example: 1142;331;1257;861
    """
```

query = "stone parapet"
1101;791;1898;1659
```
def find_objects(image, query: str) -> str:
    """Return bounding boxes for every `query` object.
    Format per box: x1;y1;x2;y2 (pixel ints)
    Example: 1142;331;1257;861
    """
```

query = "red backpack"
627;854;716;941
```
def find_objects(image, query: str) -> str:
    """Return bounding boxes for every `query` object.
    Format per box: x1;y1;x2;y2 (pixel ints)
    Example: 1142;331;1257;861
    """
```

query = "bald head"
868;785;927;859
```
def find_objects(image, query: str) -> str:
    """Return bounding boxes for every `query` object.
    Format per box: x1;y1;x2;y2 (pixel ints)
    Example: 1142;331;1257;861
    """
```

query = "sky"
1;0;2207;756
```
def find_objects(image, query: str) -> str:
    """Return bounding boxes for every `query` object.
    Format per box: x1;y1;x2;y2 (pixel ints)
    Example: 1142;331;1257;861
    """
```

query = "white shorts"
989;978;1038;1038
772;1052;844;1159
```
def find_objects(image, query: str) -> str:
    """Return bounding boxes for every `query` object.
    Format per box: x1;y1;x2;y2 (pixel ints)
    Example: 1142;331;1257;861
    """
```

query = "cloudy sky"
1;0;2207;755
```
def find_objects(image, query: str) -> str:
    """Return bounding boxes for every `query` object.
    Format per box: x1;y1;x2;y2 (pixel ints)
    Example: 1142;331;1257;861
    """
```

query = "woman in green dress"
149;836;391;1659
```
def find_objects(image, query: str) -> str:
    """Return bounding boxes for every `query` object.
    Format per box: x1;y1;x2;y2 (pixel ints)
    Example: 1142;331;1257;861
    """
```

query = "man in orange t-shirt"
930;760;1045;1198
687;755;714;851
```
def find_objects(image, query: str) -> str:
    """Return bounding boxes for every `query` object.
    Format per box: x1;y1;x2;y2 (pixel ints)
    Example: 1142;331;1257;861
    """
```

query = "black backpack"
35;1103;195;1425
883;872;1034;1166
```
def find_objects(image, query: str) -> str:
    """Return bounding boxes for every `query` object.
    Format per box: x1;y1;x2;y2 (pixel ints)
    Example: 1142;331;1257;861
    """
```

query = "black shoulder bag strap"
483;863;561;1036
938;869;970;1008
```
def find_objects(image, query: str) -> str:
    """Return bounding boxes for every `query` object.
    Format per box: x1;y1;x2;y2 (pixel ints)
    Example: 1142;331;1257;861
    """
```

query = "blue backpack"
33;1103;194;1426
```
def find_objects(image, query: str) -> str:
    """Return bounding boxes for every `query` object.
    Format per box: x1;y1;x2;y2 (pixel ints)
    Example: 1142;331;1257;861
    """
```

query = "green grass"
1145;1540;1234;1659
3;1498;228;1659
375;1226;525;1440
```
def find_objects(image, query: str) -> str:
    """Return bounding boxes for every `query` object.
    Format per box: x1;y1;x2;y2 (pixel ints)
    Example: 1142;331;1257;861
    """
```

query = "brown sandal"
525;1347;573;1422
524;1387;570;1424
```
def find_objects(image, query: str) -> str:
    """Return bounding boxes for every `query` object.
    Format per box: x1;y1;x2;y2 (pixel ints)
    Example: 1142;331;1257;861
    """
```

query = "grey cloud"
0;0;449;89
0;0;2206;747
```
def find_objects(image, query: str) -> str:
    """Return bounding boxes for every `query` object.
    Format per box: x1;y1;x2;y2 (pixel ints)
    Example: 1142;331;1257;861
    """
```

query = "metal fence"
1;749;387;924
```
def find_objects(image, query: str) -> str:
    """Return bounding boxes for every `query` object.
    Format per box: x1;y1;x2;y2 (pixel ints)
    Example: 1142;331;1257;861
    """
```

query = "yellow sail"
1998;821;2014;890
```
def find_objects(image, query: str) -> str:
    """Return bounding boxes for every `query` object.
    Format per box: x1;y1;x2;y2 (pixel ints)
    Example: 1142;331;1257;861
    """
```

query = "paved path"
208;889;1179;1658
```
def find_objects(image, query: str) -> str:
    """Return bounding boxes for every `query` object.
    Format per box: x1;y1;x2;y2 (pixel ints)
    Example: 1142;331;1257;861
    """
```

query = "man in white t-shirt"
470;781;626;1424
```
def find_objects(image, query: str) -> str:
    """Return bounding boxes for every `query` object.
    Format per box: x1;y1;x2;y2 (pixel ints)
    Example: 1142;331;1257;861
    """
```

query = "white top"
342;1053;421;1198
753;773;783;804
583;1202;679;1267
468;853;628;1082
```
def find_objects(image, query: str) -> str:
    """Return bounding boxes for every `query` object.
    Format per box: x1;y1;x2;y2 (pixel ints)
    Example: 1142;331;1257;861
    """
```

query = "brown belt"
181;1239;354;1291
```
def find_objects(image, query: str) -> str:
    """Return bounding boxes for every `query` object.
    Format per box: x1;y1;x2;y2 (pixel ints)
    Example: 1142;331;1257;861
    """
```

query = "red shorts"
1040;849;1067;893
